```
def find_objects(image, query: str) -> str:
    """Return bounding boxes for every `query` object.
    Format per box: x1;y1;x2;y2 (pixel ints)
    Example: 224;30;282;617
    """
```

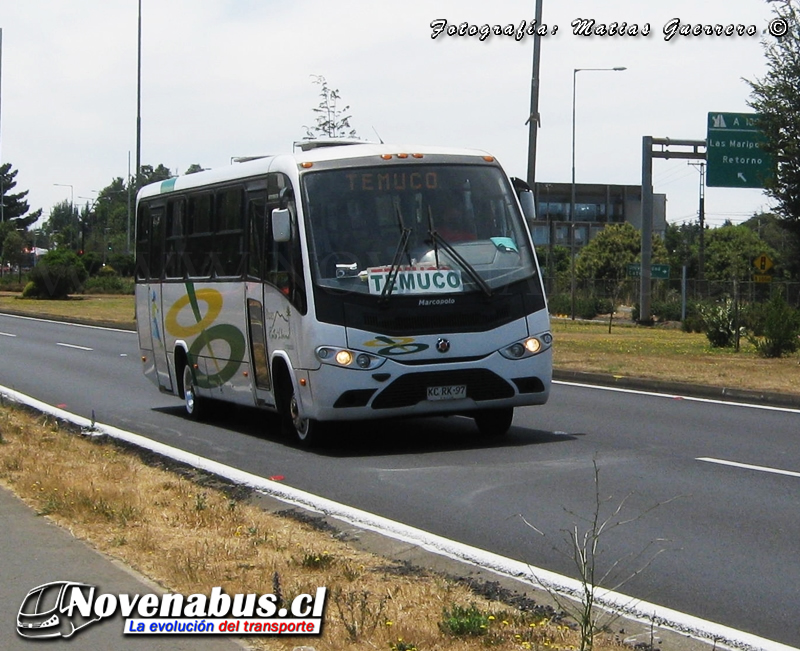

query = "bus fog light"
508;343;525;358
336;350;353;366
317;347;333;360
356;353;372;369
524;338;541;354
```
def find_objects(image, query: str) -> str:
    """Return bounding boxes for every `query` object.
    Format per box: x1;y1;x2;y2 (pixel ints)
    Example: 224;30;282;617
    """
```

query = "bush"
651;299;683;322
21;281;39;298
82;275;134;295
697;299;739;348
745;294;800;358
547;294;571;317
27;249;87;299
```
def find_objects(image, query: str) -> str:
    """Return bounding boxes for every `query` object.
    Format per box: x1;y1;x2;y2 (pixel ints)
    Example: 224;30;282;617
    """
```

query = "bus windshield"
302;164;537;297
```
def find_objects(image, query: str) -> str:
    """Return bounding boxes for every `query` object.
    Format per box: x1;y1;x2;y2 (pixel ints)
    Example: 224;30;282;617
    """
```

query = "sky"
0;0;781;230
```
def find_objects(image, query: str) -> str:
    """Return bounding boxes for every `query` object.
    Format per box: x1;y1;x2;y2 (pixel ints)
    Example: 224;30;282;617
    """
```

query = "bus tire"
287;390;323;447
473;407;514;438
275;365;323;447
182;363;206;420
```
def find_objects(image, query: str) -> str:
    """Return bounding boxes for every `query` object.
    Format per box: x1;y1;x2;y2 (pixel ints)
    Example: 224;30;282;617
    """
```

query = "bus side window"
135;202;152;280
265;173;307;314
214;187;245;278
165;198;186;279
247;193;267;280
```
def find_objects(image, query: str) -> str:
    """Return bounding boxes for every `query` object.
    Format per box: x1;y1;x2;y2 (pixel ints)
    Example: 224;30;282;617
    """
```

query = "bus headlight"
316;346;385;370
499;333;552;359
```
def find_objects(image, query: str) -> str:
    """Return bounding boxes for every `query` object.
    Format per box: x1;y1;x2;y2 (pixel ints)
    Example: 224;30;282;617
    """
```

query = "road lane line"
0;332;17;337
56;342;93;351
0;312;133;333
554;380;800;414
697;457;800;479
1;384;797;651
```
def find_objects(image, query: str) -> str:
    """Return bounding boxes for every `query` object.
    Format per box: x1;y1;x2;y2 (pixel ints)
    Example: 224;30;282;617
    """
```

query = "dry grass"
0;293;136;328
0;403;635;651
552;319;800;396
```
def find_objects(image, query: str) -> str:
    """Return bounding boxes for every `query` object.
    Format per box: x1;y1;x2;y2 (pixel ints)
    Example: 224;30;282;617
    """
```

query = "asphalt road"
1;313;799;647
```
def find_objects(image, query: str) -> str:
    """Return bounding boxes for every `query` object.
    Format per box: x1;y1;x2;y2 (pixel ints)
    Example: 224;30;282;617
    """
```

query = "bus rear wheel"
473;407;514;438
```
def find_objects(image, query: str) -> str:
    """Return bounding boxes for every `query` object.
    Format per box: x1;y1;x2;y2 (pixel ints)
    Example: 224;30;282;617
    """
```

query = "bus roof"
135;142;498;202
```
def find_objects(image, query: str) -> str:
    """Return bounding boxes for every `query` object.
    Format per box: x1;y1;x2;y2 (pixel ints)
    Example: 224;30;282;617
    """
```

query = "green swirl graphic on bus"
362;335;429;356
165;284;246;388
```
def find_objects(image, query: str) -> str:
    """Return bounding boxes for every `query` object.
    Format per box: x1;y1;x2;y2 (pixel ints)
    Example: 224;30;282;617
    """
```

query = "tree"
742;211;795;278
0;163;42;230
665;222;702;277
746;0;800;271
703;223;777;282
303;75;358;140
575;223;668;282
1;229;26;277
137;163;173;189
43;200;81;250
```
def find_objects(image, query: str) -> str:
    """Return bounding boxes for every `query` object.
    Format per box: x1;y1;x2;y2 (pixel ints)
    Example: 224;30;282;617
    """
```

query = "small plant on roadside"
332;587;388;642
745;293;800;358
522;459;676;651
389;638;419;651
438;603;491;637
301;550;335;570
697;299;739;348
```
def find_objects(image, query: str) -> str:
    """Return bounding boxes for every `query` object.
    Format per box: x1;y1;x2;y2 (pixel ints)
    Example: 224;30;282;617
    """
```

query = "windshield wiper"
427;221;492;298
379;203;413;304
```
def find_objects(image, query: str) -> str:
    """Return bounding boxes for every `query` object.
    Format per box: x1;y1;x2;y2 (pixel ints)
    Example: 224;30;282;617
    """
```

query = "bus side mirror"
510;177;536;223
517;190;536;223
272;208;292;243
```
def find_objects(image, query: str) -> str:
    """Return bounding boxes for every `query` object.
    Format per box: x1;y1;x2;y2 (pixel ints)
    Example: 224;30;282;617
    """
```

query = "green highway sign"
627;263;670;279
706;112;772;188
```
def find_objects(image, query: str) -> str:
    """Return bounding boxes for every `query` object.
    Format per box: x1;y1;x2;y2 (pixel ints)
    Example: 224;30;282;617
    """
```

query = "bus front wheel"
473;407;514;438
277;372;323;447
182;364;206;420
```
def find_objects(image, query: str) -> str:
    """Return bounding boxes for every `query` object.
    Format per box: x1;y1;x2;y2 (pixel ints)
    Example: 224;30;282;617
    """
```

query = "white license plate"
426;384;467;401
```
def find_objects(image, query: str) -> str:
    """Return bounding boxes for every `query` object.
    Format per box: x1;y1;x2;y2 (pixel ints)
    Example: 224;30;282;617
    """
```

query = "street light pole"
570;66;626;320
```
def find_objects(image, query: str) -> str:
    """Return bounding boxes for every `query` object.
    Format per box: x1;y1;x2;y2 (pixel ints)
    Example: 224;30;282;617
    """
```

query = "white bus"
135;141;551;446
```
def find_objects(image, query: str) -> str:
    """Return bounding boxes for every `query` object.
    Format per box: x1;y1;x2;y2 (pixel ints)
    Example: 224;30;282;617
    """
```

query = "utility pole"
1;28;4;225
136;0;142;191
525;0;543;190
688;161;706;281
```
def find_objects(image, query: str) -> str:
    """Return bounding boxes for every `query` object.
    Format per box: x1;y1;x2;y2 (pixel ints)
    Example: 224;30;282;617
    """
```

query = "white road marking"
1;382;797;651
0;312;133;333
697;457;800;479
0;332;17;337
554;380;800;415
56;342;93;351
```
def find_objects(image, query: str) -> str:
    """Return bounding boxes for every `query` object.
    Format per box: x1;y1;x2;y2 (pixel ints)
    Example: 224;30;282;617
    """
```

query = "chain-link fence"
544;276;800;321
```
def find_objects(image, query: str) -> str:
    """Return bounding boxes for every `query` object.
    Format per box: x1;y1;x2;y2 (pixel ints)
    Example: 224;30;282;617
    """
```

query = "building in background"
530;182;667;249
